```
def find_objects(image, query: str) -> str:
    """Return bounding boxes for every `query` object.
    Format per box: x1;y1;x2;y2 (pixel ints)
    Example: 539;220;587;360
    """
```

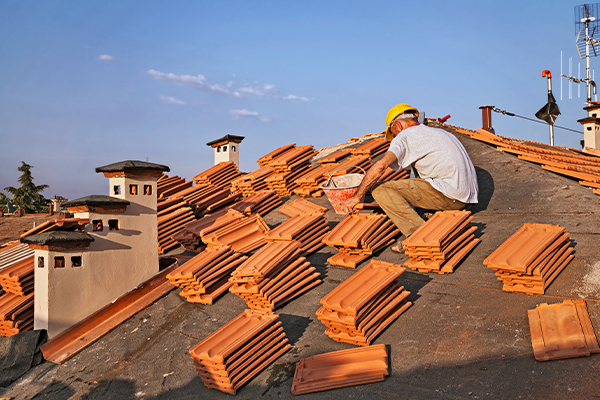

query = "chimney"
206;134;245;167
479;106;495;134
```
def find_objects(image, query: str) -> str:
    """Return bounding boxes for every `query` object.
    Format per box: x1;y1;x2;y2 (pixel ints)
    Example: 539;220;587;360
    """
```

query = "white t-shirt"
387;124;479;204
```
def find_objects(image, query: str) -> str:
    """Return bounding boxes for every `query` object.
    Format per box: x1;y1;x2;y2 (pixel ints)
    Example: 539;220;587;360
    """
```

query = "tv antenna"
562;3;600;102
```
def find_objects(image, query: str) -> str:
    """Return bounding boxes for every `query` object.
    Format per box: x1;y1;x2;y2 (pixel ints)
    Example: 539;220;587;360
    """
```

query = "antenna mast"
564;3;600;102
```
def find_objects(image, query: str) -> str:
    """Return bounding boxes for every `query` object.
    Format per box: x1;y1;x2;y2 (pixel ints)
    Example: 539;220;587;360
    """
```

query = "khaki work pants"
372;178;471;237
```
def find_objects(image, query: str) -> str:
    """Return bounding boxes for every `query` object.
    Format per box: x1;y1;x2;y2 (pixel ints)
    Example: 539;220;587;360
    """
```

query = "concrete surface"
2;128;600;400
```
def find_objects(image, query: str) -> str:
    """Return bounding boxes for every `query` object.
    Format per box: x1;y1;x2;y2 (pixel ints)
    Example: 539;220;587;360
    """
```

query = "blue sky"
0;0;595;200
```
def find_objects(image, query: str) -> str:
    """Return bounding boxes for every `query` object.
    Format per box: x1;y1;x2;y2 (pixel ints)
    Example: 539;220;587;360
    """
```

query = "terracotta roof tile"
0;291;34;337
291;344;389;395
484;224;574;295
317;260;411;345
317;148;353;164
0;256;34;296
265;214;329;256
257;143;296;167
528;299;600;361
322;212;399;268
201;214;269;254
189;309;290;394
228;190;282;216
193;161;245;187
279;198;328;218
167;247;248;304
230;241;321;310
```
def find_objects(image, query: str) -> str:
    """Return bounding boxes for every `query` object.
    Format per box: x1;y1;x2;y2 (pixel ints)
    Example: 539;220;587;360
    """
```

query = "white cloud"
159;95;187;105
229;109;271;122
280;94;311;102
147;69;311;102
98;54;113;61
148;69;241;97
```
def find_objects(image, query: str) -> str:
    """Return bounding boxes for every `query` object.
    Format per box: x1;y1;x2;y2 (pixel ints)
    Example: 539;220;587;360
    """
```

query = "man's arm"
339;151;398;213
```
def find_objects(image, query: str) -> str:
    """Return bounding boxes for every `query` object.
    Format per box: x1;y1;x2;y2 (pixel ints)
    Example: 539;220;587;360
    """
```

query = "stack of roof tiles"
158;200;195;254
157;174;192;198
229;241;321;311
279;198;328;218
189;309;290;395
322;212;399;268
463;128;600;196
0;243;35;337
202;213;270;253
231;166;275;197
265;213;330;255
316;260;411;346
528;299;599;361
402;210;480;274
228;190;282;216
265;165;312;196
166;246;247;304
291;344;390;395
193;161;245;187
350;137;389;158
484;223;574;295
173;209;246;252
256;143;296;167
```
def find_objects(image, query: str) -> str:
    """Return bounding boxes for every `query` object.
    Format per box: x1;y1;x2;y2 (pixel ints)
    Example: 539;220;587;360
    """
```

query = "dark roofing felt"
20;231;94;245
62;195;130;208
95;160;170;173
206;134;245;147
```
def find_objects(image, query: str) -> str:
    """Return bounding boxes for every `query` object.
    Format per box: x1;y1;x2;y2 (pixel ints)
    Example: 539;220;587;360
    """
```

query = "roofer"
340;104;478;251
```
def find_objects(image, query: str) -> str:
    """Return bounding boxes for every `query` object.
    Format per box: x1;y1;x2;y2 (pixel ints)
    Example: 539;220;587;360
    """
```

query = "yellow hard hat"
385;104;419;141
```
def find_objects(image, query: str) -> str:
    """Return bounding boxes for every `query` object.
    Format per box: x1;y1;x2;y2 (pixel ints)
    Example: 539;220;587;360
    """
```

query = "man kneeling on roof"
340;103;479;252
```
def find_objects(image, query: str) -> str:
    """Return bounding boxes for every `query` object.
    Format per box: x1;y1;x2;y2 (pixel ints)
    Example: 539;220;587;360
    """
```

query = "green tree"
3;162;50;213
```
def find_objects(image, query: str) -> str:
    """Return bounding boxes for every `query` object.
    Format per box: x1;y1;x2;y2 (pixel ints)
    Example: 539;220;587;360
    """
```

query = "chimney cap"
206;134;245;147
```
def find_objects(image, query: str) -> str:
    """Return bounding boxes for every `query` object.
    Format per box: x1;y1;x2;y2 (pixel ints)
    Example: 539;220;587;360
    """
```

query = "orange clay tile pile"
279;198;328;218
174;209;246;253
231;166;275;197
189;309;290;395
202;213;270;253
0;256;35;296
257;143;296;167
228;190;283;216
229;241;321;311
193;161;245;187
464;128;600;195
0;292;34;337
528;299;599;361
483;223;574;295
317;260;411;346
402;210;480;274
157;199;195;254
322;212;399;268
166;246;248;304
291;344;389;395
265;213;330;255
350;137;389;158
157;174;192;198
262;145;317;195
265;164;312;196
0;244;35;337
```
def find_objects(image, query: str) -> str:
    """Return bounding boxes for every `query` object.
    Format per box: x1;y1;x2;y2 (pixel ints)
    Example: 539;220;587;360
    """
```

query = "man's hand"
340;196;360;214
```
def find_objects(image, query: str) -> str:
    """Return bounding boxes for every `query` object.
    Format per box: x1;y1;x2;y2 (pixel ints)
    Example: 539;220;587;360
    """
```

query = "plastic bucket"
320;167;365;214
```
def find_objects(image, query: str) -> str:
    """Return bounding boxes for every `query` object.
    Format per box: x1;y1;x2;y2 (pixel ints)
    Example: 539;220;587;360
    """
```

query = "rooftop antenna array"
562;3;600;102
